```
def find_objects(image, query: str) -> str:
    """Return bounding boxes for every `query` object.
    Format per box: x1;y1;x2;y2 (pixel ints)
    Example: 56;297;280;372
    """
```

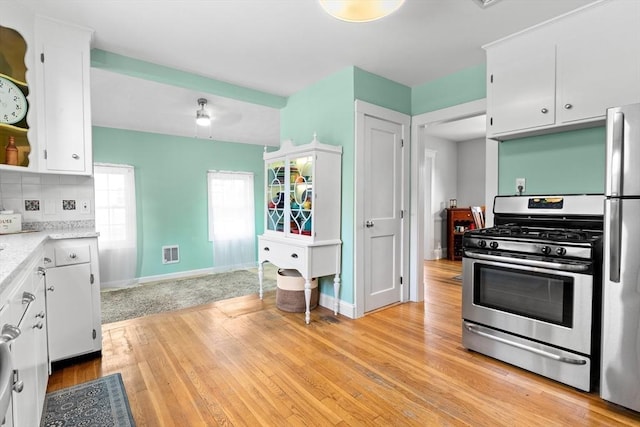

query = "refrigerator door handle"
609;112;625;196
609;198;622;283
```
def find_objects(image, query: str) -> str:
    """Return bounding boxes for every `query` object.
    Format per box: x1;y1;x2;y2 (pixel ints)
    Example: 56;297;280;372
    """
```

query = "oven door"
462;252;594;355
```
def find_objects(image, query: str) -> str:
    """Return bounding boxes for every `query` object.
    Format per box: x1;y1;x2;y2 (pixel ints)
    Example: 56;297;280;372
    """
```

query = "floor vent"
162;245;180;264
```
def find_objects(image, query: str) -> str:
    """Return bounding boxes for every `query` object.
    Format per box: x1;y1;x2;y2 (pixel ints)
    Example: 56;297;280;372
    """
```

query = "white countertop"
0;229;99;296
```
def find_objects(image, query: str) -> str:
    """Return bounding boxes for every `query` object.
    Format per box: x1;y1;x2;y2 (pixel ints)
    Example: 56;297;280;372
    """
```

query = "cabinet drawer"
259;239;307;270
53;245;91;266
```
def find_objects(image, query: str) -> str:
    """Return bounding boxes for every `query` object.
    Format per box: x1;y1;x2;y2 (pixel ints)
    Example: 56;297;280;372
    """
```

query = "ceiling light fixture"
196;98;211;126
319;0;405;23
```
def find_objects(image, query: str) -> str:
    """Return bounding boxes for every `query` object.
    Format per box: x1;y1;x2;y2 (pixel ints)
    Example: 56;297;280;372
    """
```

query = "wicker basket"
276;269;318;313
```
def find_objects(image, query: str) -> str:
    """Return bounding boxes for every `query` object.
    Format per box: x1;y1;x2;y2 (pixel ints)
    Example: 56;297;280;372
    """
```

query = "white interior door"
359;110;406;313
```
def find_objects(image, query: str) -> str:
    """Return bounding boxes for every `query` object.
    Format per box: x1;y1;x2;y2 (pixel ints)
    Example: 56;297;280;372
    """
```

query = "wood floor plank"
46;259;640;426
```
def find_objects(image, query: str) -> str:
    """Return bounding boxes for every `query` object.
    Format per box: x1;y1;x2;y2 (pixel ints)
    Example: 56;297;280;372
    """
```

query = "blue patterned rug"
40;373;135;427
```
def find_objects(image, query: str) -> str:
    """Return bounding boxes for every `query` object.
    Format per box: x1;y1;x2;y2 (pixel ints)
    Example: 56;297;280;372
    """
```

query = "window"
94;164;137;286
207;171;255;269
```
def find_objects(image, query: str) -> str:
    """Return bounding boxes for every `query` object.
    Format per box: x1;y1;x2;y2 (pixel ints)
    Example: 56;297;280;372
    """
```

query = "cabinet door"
36;17;92;175
557;0;640;124
487;33;556;136
289;154;313;237
45;263;94;361
265;159;286;234
33;269;48;412
8;289;38;427
40;44;88;173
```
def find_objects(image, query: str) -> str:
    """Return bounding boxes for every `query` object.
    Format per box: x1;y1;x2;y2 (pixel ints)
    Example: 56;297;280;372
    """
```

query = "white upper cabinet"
486;31;556;135
35;16;94;175
1;8;94;175
486;0;640;140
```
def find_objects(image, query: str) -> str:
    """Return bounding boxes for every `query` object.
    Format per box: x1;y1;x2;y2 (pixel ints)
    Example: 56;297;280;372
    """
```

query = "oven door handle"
464;323;587;366
464;250;589;273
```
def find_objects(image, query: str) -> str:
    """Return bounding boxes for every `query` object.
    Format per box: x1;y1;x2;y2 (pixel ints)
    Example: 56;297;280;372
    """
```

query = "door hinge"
40;53;44;63
400;276;403;285
92;329;97;340
43;149;48;160
490;74;493;83
90;273;94;284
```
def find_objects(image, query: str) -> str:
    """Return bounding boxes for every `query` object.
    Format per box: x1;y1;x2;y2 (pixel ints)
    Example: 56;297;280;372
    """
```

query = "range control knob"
541;246;552;255
477;240;487;248
489;241;499;249
556;247;567;256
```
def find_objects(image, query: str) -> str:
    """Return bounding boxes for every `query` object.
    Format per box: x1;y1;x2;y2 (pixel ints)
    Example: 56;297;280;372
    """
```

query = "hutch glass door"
289;154;313;236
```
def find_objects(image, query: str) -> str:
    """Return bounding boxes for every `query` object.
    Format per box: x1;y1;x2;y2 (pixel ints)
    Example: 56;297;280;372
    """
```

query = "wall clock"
0;75;28;126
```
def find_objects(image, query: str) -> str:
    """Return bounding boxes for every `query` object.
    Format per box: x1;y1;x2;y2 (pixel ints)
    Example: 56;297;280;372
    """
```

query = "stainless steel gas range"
461;194;604;391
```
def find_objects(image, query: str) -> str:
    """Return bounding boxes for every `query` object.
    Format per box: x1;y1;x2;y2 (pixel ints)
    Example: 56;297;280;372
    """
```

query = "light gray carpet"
101;266;277;324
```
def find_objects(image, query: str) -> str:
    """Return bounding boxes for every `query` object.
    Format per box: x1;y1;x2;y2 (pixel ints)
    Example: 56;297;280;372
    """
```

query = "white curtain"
208;171;255;270
94;163;137;287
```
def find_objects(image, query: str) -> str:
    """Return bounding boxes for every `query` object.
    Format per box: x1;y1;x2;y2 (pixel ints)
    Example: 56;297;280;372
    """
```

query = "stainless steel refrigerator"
602;102;640;412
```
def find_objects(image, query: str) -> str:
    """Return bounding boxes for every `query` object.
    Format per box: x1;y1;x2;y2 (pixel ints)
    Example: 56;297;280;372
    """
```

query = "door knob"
365;220;374;228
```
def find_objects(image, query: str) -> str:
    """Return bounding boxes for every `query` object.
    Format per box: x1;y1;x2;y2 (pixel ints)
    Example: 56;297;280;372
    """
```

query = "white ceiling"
21;0;598;145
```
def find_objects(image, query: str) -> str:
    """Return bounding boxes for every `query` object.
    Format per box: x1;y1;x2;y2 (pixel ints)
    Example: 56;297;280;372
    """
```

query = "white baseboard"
102;263;258;289
318;293;356;319
434;247;445;259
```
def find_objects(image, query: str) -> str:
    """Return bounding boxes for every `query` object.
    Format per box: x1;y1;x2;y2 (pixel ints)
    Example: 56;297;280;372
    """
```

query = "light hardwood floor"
48;259;640;426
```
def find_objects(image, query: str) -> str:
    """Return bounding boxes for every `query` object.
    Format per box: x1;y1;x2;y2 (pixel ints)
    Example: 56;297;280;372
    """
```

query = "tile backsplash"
0;171;95;228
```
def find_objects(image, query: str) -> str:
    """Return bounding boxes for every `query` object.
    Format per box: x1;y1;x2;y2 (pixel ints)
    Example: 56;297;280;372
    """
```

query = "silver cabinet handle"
69;252;77;259
564;103;573;109
37;266;46;276
72;154;80;159
263;247;270;252
22;292;35;304
47;286;55;292
0;325;20;343
365;220;374;228
36;311;45;319
44;257;52;264
291;253;298;259
12;371;23;393
541;108;549;114
33;322;44;330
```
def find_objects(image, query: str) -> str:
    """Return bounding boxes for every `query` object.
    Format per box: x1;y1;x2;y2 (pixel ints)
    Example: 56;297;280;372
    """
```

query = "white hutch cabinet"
258;136;342;324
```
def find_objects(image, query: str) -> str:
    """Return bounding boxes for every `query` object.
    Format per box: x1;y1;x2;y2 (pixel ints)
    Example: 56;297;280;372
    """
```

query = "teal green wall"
280;67;356;303
92;127;265;278
498;127;606;195
411;64;486;115
354;67;411;115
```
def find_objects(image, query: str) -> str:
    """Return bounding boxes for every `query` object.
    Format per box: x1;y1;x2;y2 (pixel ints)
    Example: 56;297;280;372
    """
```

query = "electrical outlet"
79;199;90;214
516;178;526;194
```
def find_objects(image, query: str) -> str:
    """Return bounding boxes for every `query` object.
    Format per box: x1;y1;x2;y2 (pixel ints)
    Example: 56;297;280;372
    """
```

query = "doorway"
409;99;498;301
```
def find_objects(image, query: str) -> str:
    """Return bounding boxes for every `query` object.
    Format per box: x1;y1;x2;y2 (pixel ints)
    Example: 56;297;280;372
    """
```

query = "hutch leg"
304;277;312;324
258;261;264;300
333;273;341;315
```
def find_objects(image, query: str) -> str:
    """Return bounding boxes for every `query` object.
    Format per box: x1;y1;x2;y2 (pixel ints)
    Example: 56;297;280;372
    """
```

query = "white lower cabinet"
1;247;47;427
44;237;102;362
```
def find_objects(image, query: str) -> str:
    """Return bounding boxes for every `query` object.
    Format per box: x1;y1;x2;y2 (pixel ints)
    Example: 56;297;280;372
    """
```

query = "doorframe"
354;100;411;318
409;99;498;301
